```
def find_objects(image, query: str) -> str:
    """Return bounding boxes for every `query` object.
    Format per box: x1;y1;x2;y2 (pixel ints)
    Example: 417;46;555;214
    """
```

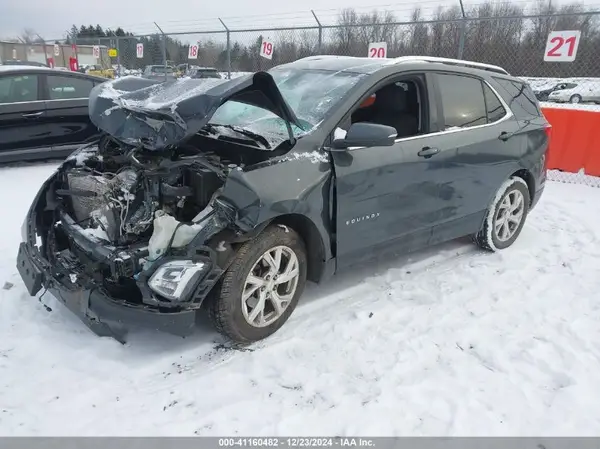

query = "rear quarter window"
436;73;488;129
493;77;542;120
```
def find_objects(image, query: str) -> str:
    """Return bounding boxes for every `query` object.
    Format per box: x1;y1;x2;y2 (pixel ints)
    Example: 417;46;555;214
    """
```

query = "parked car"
17;56;550;344
1;60;49;68
188;67;221;79
0;65;107;163
532;82;572;101
142;65;176;81
547;81;600;104
85;65;115;79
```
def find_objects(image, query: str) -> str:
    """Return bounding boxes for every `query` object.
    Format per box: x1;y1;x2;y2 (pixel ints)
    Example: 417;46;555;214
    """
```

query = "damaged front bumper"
17;241;198;343
16;171;233;343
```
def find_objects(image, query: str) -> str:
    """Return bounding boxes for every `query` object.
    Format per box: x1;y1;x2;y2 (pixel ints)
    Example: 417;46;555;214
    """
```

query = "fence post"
154;22;167;81
17;37;26;61
37;34;48;66
311;10;323;53
219;18;231;79
116;36;121;75
458;0;467;59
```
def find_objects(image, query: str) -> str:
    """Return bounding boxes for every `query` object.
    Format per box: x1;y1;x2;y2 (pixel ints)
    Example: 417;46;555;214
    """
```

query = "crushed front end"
17;140;241;343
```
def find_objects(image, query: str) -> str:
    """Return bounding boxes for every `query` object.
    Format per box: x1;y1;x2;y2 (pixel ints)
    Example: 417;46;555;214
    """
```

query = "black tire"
570;94;582;104
207;224;307;343
473;176;530;252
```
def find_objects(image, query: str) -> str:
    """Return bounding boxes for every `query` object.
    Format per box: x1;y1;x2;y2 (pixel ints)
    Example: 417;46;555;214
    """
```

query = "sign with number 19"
260;39;274;60
544;30;581;62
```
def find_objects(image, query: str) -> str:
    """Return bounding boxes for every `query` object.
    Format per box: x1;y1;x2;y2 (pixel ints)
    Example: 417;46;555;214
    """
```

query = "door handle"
498;131;514;141
22;112;43;118
418;147;440;158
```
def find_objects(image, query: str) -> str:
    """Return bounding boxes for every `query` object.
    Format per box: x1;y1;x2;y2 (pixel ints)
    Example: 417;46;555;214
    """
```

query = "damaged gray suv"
17;56;550;344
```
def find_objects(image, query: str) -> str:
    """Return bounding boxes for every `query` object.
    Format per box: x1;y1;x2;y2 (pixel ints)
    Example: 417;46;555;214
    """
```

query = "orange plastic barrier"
541;107;600;177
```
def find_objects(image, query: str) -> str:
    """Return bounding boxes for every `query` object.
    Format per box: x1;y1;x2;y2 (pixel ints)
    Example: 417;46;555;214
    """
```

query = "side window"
493;77;542;119
482;82;507;123
437;74;487;130
0;75;39;104
348;79;423;139
47;76;94;100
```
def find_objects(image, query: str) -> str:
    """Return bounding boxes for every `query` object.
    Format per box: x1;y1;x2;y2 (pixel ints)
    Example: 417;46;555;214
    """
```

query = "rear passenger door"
42;74;101;155
427;72;521;245
0;72;52;161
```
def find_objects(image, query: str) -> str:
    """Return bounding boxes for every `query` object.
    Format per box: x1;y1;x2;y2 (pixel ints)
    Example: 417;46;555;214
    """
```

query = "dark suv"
17;56;550;344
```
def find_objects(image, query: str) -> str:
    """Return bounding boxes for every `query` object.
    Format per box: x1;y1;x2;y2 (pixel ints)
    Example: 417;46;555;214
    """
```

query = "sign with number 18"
188;44;198;59
544;30;581;62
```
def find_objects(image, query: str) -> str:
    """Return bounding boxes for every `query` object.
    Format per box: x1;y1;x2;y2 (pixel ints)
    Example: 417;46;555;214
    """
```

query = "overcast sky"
3;0;600;40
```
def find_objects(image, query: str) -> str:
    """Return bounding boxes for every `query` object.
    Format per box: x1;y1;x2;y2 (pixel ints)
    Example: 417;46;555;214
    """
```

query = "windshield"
207;68;365;148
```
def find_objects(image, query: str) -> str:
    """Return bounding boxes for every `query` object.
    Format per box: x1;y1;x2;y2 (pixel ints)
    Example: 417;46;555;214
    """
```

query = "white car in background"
547;81;600;104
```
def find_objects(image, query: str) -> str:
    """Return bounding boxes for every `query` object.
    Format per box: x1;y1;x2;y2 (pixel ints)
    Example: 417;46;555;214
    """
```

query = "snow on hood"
88;72;302;151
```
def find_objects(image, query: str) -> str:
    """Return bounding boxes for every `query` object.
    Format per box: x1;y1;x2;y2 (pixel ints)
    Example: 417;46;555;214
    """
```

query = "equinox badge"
346;213;380;226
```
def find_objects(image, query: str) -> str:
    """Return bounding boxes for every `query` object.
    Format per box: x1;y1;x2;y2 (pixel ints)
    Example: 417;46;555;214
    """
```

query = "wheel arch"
269;213;327;284
510;168;535;206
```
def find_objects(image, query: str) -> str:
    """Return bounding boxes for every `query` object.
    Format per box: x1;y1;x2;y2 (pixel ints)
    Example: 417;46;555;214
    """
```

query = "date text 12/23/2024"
218;439;376;448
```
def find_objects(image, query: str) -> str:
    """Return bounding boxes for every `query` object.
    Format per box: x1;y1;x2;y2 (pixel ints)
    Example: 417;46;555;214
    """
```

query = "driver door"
329;74;457;269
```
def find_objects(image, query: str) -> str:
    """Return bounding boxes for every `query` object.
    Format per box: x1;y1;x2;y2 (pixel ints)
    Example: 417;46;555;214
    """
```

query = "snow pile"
1;163;600;436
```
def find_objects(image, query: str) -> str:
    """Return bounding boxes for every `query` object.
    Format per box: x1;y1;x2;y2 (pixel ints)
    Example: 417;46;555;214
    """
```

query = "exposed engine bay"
40;134;272;307
63;137;230;247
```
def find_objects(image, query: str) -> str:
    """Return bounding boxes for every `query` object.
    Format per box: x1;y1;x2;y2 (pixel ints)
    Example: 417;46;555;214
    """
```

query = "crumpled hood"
88;72;302;150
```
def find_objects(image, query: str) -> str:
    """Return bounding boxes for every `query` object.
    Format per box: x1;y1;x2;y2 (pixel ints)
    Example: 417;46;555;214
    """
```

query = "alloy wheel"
241;245;300;328
493;190;525;242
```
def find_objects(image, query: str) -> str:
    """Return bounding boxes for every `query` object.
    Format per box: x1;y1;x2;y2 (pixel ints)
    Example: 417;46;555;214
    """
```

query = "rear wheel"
473;177;530;251
570;94;582;104
207;225;307;343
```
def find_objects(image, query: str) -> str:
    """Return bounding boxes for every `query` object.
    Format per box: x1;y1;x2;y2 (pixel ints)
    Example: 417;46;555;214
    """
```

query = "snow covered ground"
1;163;600;436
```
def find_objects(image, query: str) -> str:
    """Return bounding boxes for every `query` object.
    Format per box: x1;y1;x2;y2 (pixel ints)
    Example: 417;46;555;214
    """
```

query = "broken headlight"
148;260;206;301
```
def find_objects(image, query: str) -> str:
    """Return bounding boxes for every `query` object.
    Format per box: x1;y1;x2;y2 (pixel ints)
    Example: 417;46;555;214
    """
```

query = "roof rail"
391;56;509;75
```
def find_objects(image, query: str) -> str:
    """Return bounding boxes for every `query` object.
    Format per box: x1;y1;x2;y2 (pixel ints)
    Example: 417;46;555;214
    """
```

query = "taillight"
544;123;552;138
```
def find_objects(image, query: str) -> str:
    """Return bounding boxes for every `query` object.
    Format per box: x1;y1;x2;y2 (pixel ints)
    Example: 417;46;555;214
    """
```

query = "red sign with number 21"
544;30;580;62
260;39;274;60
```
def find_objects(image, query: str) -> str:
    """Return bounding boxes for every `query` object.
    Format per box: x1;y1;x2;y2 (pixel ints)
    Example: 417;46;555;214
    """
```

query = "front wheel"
473;177;530;251
207;225;307;343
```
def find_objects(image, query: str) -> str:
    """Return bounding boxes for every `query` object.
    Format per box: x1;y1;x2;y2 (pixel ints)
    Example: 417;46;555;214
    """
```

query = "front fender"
218;154;334;261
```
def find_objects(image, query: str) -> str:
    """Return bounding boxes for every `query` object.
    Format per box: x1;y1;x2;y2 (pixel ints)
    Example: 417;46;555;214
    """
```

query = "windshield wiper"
204;124;272;149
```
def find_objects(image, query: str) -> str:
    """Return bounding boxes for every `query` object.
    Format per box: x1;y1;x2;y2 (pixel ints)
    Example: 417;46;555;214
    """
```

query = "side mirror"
332;122;397;150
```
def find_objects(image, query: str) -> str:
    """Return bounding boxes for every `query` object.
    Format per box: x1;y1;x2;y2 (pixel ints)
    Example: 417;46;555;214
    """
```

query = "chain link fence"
3;6;600;185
